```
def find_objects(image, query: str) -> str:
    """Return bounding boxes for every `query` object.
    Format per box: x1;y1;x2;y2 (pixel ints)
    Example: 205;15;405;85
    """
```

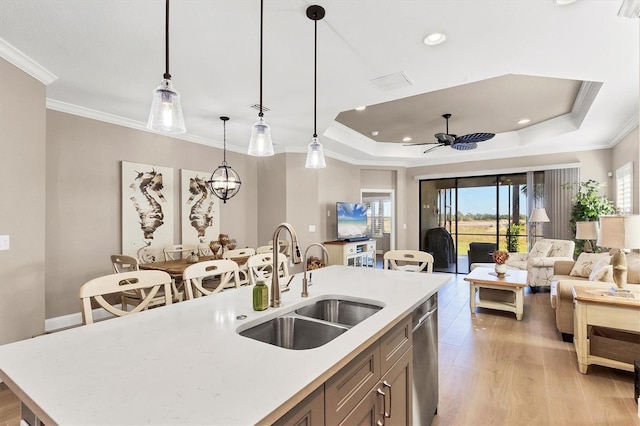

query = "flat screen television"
336;202;369;241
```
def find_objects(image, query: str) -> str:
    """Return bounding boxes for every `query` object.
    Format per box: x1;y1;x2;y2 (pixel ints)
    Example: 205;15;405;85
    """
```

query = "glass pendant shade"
147;78;186;134
209;165;241;204
247;116;274;156
305;136;326;168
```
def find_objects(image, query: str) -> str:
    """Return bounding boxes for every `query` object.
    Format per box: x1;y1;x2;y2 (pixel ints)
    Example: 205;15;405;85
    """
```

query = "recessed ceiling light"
402;137;412;142
517;118;531;125
423;33;446;46
355;106;366;111
371;131;379;136
553;0;577;5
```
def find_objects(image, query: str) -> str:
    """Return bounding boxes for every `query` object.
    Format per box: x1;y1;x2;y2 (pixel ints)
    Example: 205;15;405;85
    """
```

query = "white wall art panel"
122;161;174;263
181;169;219;248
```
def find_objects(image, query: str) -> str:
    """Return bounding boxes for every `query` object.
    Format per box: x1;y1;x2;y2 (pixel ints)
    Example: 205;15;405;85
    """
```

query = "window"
616;162;633;214
365;200;391;237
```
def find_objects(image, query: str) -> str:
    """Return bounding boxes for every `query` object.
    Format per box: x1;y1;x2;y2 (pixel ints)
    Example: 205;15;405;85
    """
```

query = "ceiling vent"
250;104;271;112
371;71;414;91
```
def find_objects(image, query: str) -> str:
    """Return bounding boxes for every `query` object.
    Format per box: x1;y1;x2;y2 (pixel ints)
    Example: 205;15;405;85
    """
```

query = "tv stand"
324;240;376;267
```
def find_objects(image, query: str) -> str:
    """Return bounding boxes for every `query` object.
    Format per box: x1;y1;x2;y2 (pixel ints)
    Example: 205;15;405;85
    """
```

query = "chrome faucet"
302;243;329;298
271;223;302;307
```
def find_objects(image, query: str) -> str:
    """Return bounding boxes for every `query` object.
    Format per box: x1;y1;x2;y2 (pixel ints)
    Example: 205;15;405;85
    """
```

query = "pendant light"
208;117;241;203
247;0;274;156
305;5;327;169
147;0;186;134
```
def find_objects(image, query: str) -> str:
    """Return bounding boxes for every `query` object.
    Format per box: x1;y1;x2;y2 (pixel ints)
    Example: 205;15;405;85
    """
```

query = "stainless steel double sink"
239;298;383;350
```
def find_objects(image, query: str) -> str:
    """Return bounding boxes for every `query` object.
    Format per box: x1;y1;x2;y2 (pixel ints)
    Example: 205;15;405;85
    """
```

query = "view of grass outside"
456;217;528;254
453;180;529;256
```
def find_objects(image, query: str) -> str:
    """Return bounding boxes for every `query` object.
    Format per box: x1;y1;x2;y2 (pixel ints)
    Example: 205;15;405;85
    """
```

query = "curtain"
544;168;580;240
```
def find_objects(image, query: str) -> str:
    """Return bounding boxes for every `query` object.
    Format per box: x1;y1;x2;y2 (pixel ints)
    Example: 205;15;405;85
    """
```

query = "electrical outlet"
327;210;330;217
309;225;316;232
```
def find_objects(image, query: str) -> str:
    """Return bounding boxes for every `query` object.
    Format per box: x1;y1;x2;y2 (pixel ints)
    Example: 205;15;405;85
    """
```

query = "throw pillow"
589;265;614;283
529;241;553;258
588;255;612;281
570;252;610;278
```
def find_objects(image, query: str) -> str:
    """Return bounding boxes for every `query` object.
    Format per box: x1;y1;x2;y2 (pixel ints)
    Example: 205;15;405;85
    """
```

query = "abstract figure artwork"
122;161;174;263
181;169;220;248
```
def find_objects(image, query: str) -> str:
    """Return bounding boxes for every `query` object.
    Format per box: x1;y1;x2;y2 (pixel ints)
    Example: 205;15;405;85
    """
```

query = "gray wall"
1;58;636;343
45;111;259;318
0;58;46;344
611;127;639;214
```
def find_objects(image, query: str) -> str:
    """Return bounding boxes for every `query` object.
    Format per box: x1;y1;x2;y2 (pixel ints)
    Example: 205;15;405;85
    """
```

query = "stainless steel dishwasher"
412;293;438;426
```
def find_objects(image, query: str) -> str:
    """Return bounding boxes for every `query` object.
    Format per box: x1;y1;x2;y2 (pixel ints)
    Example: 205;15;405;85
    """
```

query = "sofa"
550;252;640;341
470;238;575;292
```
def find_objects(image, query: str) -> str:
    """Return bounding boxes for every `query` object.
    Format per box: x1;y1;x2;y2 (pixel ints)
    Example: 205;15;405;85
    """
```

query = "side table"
572;285;640;374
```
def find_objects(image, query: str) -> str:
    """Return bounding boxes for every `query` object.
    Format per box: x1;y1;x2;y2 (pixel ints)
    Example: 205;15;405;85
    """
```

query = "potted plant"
506;223;523;253
563;179;615;255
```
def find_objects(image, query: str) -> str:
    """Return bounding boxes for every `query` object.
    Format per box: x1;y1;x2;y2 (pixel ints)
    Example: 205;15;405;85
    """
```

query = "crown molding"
608;111;639;147
571;80;603;128
0;37;57;84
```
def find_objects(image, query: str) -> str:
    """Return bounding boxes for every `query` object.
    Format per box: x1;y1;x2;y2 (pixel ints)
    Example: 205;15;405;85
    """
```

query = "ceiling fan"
406;113;495;154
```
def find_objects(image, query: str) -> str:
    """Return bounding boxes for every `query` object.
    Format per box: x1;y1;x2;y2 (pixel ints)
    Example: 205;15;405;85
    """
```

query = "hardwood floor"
0;273;638;425
433;274;639;426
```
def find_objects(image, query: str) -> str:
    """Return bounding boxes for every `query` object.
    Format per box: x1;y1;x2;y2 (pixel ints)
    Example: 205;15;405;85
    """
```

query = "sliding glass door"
420;173;529;273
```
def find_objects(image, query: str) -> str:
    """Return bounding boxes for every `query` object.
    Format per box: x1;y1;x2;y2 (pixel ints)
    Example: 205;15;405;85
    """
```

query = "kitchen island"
0;265;450;425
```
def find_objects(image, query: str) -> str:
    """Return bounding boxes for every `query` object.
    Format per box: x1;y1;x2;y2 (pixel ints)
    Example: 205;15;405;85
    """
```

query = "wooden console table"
572;285;640;374
324;240;376;267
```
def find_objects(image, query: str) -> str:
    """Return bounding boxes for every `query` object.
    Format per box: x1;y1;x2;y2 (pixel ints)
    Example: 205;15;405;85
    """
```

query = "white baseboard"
45;307;118;332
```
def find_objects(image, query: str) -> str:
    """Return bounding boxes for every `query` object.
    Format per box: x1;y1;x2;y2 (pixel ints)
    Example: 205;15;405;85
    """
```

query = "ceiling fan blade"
454;132;495;143
423;144;445;154
451;142;478;151
404;141;441;146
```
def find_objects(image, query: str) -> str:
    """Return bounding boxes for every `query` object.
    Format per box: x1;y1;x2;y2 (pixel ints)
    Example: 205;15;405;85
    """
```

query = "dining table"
139;255;250;275
139;255;251;297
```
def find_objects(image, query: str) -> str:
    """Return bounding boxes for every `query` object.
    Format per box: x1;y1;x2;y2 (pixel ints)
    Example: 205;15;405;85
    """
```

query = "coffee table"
464;267;528;320
572;285;640;374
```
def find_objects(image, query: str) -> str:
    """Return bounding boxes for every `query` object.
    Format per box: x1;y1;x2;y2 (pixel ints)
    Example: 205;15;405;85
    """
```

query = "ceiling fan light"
248;116;274;156
305;136;326;169
423;33;446;46
147;79;186;134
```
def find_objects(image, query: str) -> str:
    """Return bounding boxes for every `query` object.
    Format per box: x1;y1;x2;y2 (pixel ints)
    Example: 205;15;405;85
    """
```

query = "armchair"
526;239;575;291
469;238;575;292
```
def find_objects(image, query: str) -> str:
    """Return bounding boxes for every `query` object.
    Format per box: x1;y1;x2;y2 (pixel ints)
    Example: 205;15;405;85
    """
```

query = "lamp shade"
305;137;326;168
147;79;186;134
597;215;640;249
575;221;599;240
247;116;274;156
529;208;550;223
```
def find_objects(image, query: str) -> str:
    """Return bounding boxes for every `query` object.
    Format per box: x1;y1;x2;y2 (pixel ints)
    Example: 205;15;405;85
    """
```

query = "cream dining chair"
197;242;214;257
182;260;240;299
383;250;434;273
111;254;170;311
256;245;273;254
246;252;289;286
79;270;173;325
222;248;256;286
163;244;197;261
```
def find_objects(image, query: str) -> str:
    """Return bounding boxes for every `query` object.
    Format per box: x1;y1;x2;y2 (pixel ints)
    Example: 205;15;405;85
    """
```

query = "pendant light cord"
221;117;228;165
259;0;264;118
164;0;171;80
313;17;317;138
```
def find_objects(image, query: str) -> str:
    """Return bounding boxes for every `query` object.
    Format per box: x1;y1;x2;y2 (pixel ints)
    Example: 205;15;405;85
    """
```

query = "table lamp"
575;221;600;253
597;214;640;290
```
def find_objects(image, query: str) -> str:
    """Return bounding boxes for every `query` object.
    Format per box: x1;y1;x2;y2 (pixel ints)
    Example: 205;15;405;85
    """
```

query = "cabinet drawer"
380;316;412;373
325;342;380;425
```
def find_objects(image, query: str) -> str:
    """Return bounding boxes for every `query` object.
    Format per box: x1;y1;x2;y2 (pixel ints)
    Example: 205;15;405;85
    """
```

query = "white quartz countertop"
0;266;450;425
